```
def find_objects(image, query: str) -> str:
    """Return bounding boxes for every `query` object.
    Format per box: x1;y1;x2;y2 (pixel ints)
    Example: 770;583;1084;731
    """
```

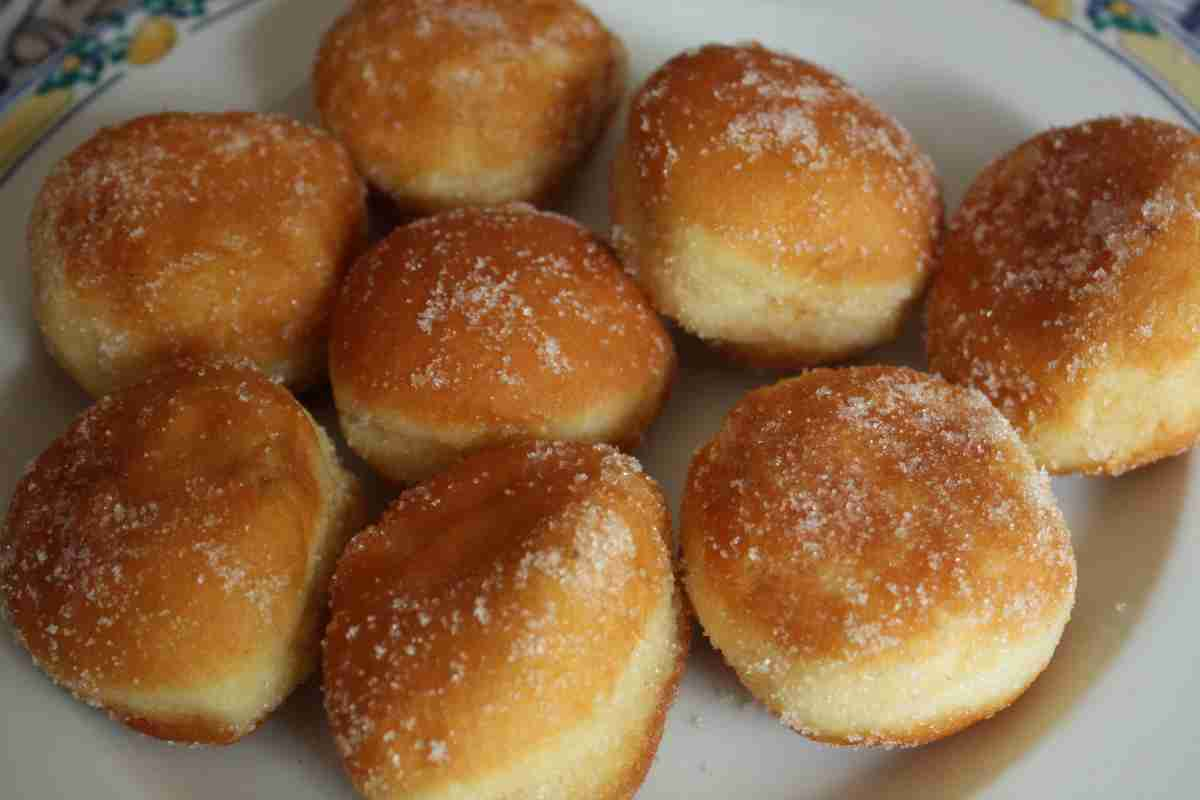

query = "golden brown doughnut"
611;43;942;368
0;359;366;744
29;111;367;397
927;116;1200;475
680;366;1076;747
323;440;688;799
330;203;675;484
314;0;626;214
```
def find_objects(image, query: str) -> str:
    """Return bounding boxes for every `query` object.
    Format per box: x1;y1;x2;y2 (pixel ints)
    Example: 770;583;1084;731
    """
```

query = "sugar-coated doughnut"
681;367;1076;747
323;440;688;799
611;43;942;368
314;0;626;215
927;116;1200;475
29;112;367;397
330;203;675;484
0;359;366;744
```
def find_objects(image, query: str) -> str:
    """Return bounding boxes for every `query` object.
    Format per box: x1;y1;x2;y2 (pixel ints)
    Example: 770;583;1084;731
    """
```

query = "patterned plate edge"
0;0;267;189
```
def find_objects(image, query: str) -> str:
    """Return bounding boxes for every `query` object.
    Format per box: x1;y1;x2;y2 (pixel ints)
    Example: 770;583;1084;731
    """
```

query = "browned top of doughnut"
29;111;366;376
682;367;1075;665
313;0;622;187
927;116;1200;428
324;440;670;794
330;204;674;426
1;360;327;699
617;43;941;283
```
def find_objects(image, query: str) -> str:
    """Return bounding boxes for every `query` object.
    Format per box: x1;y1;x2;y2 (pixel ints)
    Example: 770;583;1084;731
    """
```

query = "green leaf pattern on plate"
36;0;209;94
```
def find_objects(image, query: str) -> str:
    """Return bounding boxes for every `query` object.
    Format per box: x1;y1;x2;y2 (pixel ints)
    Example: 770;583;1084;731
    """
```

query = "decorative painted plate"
2;1;1199;798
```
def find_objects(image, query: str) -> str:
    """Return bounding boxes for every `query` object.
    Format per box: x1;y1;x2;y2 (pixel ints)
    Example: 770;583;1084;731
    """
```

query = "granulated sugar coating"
330;203;676;484
29;112;367;398
313;0;626;214
323;441;689;800
927;116;1200;475
611;43;942;368
0;359;365;744
681;366;1076;747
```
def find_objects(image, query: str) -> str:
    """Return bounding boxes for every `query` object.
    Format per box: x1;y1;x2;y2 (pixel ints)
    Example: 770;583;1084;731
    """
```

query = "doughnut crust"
330;204;675;484
314;0;626;214
681;367;1076;747
611;43;942;367
29;112;367;397
927;116;1200;475
0;359;366;744
323;440;688;799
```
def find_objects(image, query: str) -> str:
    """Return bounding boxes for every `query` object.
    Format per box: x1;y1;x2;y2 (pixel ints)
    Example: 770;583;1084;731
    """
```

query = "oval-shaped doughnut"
611;43;942;367
29;111;367;397
330;203;675;484
314;0;626;214
681;366;1076;746
927;116;1200;474
0;359;366;743
323;440;688;798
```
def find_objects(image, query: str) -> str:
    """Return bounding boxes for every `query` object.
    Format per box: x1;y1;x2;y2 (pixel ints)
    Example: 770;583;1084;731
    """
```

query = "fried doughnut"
927;116;1200;475
314;0;626;214
680;367;1076;747
0;359;366;744
323;440;688;799
330;203;675;484
29;111;367;397
611;43;942;368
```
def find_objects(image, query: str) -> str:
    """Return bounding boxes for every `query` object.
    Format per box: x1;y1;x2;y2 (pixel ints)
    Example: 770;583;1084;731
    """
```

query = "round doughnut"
323;440;688;799
314;0;626;215
330;203;675;484
680;366;1076;747
610;43;942;368
0;359;366;744
29;111;367;398
927;116;1200;475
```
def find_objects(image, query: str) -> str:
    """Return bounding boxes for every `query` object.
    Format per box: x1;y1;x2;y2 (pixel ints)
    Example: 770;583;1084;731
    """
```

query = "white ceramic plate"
2;1;1199;797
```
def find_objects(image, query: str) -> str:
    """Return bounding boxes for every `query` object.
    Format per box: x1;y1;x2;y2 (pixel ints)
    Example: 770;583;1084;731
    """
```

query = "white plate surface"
1;1;1198;798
